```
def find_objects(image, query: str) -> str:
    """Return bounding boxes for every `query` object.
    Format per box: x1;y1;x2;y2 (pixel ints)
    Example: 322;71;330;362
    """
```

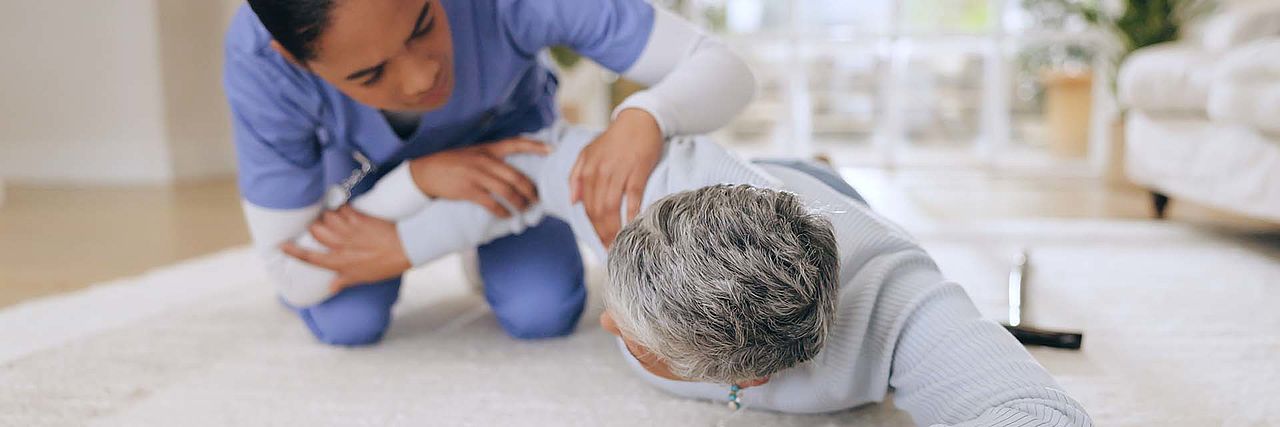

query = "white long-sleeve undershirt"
612;7;757;137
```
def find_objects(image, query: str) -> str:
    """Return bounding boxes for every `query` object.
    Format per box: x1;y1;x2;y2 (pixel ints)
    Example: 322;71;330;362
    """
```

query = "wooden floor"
0;180;249;308
0;169;1274;309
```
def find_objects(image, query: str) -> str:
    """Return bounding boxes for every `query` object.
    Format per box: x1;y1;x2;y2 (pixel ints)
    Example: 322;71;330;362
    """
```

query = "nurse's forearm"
243;165;433;307
615;8;756;137
296;147;553;268
242;201;332;307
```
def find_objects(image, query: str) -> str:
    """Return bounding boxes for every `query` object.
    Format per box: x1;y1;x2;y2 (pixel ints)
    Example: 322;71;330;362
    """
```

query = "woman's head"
603;184;840;386
248;0;455;111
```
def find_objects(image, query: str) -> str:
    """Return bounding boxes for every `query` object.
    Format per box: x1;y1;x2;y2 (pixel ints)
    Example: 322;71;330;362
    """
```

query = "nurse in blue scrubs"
224;0;754;346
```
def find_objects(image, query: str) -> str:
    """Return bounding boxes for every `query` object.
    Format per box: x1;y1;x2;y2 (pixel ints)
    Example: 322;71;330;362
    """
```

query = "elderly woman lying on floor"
262;124;1092;426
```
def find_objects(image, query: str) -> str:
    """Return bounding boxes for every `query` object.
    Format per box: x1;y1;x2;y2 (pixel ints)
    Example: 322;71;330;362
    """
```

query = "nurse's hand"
281;206;411;292
408;138;551;218
570;108;663;248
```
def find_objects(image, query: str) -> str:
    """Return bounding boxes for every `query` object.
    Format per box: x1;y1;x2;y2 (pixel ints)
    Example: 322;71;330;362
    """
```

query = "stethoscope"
319;63;551;210
324;149;377;209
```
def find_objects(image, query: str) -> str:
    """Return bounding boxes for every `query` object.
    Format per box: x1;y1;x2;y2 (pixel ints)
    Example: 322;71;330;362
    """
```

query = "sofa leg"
1151;191;1170;220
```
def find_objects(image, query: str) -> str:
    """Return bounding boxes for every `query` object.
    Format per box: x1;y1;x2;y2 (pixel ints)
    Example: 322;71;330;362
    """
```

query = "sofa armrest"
1208;37;1280;134
1118;42;1216;113
1215;37;1280;82
1200;2;1280;52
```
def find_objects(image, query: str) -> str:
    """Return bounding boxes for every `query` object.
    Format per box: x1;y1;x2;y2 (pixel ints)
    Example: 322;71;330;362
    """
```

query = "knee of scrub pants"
477;217;587;340
293;277;402;346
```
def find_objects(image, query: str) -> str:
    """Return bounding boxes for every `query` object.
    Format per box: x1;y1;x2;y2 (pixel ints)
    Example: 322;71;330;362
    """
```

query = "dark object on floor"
1003;324;1084;349
1002;251;1083;350
1151;191;1171;219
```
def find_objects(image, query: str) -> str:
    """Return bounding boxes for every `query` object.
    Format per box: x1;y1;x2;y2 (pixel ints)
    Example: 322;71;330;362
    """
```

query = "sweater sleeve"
888;284;1093;427
393;124;595;266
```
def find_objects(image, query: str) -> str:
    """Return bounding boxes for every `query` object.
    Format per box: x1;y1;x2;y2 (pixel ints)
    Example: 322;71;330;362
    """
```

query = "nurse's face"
304;0;455;112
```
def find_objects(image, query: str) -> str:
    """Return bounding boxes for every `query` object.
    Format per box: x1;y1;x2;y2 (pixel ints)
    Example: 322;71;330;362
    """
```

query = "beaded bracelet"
727;384;742;410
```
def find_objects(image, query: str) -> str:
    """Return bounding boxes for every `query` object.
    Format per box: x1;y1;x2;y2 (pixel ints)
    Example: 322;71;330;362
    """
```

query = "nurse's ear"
270;40;310;70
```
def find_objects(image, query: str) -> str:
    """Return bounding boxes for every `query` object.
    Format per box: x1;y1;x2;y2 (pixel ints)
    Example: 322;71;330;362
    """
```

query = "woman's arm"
614;6;757;138
501;0;756;137
324;125;783;274
500;0;757;247
588;5;758;245
269;165;431;304
225;26;458;306
278;129;580;295
225;34;340;307
889;283;1093;426
285;137;560;298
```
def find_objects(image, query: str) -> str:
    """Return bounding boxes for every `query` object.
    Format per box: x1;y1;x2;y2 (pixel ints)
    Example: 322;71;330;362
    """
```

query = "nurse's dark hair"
247;0;336;62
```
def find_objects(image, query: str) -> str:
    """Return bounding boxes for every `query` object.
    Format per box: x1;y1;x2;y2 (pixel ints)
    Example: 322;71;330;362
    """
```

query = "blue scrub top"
224;0;655;210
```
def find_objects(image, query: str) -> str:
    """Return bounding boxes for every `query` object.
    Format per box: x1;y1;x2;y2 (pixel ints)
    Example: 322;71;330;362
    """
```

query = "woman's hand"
408;138;551;218
281;206;411;293
570;108;664;248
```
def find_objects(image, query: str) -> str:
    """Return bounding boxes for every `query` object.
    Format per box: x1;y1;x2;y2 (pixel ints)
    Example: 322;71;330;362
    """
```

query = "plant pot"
1042;70;1094;158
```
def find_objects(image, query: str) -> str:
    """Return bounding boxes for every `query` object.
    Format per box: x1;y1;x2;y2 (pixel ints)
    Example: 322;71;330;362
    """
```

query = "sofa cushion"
1125;112;1280;223
1208;38;1280;134
1119;43;1218;114
1200;1;1280;52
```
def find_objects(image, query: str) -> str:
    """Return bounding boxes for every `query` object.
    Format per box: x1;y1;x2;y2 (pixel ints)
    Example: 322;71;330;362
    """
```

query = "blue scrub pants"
295;216;585;346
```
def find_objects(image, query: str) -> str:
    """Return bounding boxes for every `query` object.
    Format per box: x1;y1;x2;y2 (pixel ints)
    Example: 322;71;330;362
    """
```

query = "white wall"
157;0;240;182
0;1;171;184
0;0;241;186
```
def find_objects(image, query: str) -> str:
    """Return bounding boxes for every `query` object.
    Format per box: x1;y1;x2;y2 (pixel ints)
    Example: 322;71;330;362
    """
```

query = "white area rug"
2;220;1278;426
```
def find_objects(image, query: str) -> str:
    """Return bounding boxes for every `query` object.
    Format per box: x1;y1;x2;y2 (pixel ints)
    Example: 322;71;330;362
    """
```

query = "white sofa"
1119;2;1280;222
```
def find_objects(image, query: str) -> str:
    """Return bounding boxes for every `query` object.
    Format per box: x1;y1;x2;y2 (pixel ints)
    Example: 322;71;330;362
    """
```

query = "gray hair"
605;184;840;384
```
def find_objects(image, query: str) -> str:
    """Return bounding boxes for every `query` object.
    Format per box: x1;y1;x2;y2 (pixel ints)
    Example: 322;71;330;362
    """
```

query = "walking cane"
1002;250;1083;350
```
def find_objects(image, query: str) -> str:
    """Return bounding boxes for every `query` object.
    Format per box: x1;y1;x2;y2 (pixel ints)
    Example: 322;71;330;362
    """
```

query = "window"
678;0;1107;173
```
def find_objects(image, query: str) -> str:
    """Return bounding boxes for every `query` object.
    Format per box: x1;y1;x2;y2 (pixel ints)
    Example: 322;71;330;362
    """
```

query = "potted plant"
1061;0;1215;62
1024;0;1215;176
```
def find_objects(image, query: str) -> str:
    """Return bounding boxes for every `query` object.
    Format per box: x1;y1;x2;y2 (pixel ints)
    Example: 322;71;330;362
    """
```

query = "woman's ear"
599;311;622;336
738;376;770;389
269;40;308;69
